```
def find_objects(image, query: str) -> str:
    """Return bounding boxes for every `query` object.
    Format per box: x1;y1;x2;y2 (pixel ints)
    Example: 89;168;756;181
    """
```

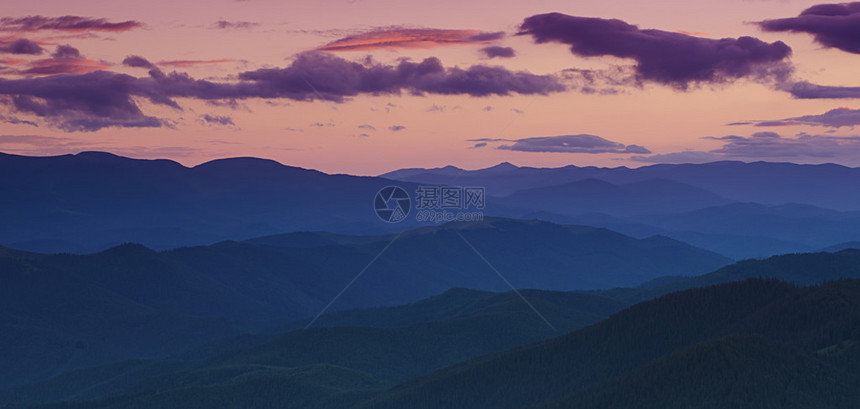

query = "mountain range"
5;251;860;408
0;217;729;389
5;152;860;259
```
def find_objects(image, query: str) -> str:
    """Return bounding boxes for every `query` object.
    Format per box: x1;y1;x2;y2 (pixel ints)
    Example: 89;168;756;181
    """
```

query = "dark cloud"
519;12;792;88
213;20;259;30
316;28;505;52
358;124;376;131
788;81;860;99
759;2;860;54
471;142;488;148
477;134;651;154
237;52;564;101
122;55;156;69
0;16;143;32
0;53;563;132
632;132;860;163
0;38;43;55
51;44;80;59
480;46;516;58
0;71;163;131
199;114;234;126
740;107;860;128
388;125;406;132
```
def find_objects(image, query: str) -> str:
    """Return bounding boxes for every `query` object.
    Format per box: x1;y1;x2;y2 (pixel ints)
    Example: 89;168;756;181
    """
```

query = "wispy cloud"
157;59;237;67
0;16;143;32
788;81;860;99
316;28;504;52
15;44;109;76
632;132;860;163
212;20;259;30
471;134;650;154
733;107;860;128
199;114;234;126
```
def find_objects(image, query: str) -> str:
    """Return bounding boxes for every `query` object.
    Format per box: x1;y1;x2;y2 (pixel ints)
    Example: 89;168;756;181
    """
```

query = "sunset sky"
1;0;859;175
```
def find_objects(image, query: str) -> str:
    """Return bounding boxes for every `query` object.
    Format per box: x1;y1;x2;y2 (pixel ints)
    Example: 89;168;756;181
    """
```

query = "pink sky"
0;0;859;175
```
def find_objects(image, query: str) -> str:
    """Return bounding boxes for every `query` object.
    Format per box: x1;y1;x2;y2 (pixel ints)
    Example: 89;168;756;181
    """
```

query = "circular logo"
374;186;411;223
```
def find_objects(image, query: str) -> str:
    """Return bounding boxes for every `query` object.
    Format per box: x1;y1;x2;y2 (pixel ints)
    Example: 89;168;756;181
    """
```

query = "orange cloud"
677;30;710;37
316;28;504;52
0;57;29;65
22;59;109;75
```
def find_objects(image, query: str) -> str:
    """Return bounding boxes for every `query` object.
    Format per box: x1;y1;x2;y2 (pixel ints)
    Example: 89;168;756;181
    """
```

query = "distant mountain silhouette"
603;249;860;305
501;178;729;216
381;161;860;259
0;218;728;389
821;241;860;253
629;202;860;248
6;152;860;259
381;161;860;211
0;151;425;253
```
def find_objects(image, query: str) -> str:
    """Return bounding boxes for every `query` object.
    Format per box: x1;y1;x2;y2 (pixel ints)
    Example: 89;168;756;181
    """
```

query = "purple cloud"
788;81;860;99
476;134;650;154
759;2;860;54
0;38;43;55
238;53;564;101
199;114;234;126
0;16;143;32
51;44;80;59
0;71;163;131
388;125;406;132
480;46;516;58
213;20;259;30
519;12;792;88
0;53;564;132
632;131;860;163
739;107;860;128
122;55;155;69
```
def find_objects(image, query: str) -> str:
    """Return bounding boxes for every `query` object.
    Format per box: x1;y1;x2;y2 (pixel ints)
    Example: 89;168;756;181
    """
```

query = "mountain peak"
484;162;518;171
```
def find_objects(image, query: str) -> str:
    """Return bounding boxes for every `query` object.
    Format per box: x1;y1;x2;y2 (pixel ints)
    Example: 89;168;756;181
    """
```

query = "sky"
1;0;860;175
